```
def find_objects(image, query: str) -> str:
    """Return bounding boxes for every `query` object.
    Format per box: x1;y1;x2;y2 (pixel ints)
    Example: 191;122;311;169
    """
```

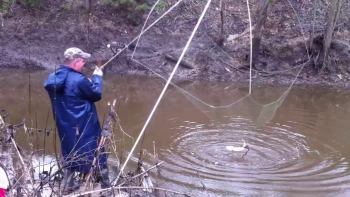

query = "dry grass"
0;103;190;197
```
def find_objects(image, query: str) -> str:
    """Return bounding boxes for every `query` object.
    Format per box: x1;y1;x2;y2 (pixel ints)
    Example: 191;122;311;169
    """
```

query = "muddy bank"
0;0;350;89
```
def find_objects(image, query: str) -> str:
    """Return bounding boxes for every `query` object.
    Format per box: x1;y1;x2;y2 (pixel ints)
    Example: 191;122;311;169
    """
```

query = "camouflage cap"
63;47;91;60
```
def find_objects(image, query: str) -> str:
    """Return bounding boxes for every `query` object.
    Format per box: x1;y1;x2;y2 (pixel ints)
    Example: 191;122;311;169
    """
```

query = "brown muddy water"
1;68;350;196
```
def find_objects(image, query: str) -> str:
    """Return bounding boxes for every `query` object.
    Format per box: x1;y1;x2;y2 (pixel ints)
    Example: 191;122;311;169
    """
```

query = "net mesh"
119;0;310;129
109;0;311;184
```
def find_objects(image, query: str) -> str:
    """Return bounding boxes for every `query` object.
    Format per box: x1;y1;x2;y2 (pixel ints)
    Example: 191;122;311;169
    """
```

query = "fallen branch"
165;54;195;69
139;163;153;193
128;161;164;184
219;58;249;74
70;186;195;197
114;161;165;194
258;62;308;77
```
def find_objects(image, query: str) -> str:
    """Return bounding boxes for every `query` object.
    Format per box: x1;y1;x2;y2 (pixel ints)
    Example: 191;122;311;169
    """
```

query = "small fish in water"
226;140;247;152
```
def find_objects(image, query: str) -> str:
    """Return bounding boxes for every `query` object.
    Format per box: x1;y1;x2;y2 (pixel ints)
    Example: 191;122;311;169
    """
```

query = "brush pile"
0;102;192;197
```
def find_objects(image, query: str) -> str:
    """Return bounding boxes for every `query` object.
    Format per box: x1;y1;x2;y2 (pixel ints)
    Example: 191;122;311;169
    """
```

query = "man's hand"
93;66;103;77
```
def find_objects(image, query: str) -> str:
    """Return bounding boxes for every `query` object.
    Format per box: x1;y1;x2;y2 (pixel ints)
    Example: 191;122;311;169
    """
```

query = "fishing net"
111;0;310;129
104;0;311;185
176;71;301;127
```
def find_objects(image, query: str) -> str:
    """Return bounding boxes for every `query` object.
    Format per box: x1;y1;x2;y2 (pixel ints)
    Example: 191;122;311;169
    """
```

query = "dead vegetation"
0;103;193;197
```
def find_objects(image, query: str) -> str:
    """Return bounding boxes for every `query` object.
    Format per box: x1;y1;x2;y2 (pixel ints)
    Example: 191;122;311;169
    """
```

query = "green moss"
155;1;169;14
61;3;71;10
103;0;149;25
23;0;43;7
0;0;11;14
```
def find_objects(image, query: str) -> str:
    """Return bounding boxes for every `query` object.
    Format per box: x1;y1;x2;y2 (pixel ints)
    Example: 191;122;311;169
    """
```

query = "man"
44;47;110;194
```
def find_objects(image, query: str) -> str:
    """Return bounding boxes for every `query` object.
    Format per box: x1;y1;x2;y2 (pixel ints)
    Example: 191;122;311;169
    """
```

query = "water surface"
1;68;350;196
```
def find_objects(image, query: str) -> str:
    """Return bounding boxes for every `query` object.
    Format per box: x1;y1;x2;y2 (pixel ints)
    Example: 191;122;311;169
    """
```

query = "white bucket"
0;166;9;190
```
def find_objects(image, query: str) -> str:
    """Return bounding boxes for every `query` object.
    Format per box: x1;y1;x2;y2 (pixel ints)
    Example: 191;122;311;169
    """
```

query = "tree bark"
218;0;225;46
322;0;342;62
85;0;91;11
333;0;342;32
309;0;317;50
252;0;271;67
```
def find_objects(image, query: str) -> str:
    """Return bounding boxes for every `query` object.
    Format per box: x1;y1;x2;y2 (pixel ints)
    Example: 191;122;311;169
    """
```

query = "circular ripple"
159;117;350;195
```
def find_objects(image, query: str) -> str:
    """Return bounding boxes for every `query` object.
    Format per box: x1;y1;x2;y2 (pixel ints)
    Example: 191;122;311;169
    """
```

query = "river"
1;68;350;197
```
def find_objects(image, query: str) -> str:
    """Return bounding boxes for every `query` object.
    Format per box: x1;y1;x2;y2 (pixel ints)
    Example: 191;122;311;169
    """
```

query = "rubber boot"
99;168;111;189
97;168;113;197
62;169;80;195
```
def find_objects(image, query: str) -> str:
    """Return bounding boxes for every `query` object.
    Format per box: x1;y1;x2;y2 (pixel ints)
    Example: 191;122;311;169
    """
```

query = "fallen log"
165;54;195;69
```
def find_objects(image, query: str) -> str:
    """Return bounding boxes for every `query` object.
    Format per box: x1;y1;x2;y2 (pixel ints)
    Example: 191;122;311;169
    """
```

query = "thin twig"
197;171;210;197
10;137;34;187
118;161;165;187
71;186;195;197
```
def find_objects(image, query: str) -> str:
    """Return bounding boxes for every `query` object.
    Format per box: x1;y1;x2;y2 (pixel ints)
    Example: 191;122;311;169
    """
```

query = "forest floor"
0;0;350;88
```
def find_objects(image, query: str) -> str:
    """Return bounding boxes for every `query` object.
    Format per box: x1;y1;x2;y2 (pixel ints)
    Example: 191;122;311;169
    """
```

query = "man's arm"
77;74;103;103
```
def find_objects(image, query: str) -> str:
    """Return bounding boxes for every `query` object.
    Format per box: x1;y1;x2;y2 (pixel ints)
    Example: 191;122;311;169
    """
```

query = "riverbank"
0;0;350;89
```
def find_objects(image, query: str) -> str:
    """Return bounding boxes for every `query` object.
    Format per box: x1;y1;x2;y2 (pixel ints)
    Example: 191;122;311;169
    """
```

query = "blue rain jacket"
44;65;107;173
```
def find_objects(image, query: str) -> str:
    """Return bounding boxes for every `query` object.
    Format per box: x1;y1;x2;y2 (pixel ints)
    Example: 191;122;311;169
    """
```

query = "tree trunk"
252;0;271;67
309;0;317;50
85;0;91;11
322;0;342;63
0;0;10;27
218;0;225;46
333;0;342;32
86;0;92;44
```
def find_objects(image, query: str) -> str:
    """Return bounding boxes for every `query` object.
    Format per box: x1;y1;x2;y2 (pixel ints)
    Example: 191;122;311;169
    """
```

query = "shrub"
103;0;149;25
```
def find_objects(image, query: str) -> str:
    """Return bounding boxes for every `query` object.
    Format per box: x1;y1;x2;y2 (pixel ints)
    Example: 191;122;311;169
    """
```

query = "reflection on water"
1;68;350;196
